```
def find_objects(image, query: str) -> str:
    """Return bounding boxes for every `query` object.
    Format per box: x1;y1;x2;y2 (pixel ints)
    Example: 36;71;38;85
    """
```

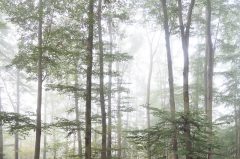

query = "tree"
97;0;107;158
0;87;3;159
160;0;178;158
34;0;44;158
176;1;195;158
107;10;113;159
205;0;214;159
15;69;20;159
85;0;95;158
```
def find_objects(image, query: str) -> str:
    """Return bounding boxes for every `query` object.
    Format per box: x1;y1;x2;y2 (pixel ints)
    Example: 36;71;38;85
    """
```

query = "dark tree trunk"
34;0;43;158
160;0;178;158
176;1;195;159
15;69;20;159
107;12;113;159
205;0;214;158
85;0;95;158
97;0;107;158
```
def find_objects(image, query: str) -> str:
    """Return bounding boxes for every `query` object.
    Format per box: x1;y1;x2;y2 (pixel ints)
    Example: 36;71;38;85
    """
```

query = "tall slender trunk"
107;12;113;159
74;60;83;158
176;1;195;158
205;0;214;158
234;104;239;159
34;0;43;158
116;63;122;159
238;106;240;159
43;92;47;159
0;88;3;159
160;0;178;158
15;69;20;159
97;0;107;158
85;0;95;158
146;45;154;159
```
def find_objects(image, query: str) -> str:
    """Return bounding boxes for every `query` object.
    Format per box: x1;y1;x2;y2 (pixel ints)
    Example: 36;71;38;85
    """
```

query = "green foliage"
0;112;35;136
128;109;217;158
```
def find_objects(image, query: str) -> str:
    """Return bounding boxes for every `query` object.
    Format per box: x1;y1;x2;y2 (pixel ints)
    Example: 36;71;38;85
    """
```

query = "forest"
0;0;239;159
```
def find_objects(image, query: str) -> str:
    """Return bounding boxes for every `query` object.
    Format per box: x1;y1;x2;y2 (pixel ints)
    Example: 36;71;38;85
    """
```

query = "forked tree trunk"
34;0;43;158
97;0;107;158
85;0;95;158
160;0;178;158
176;1;195;158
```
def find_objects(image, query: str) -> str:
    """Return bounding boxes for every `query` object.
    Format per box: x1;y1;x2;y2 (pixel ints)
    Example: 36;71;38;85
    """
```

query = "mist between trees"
0;0;239;159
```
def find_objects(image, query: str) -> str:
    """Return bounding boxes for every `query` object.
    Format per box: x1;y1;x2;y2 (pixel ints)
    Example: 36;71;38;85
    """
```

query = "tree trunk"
97;0;107;158
0;88;3;159
15;69;20;159
107;12;113;159
43;92;47;159
116;63;122;159
74;60;83;158
85;0;95;158
234;104;239;159
146;40;154;159
34;0;43;158
205;0;214;158
176;1;195;158
160;0;178;158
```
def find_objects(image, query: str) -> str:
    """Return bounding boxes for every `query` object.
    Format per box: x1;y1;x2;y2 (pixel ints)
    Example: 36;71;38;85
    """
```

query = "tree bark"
160;0;178;158
34;0;43;158
97;0;107;158
107;12;113;159
15;69;20;159
176;1;195;159
205;0;214;158
85;0;95;158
